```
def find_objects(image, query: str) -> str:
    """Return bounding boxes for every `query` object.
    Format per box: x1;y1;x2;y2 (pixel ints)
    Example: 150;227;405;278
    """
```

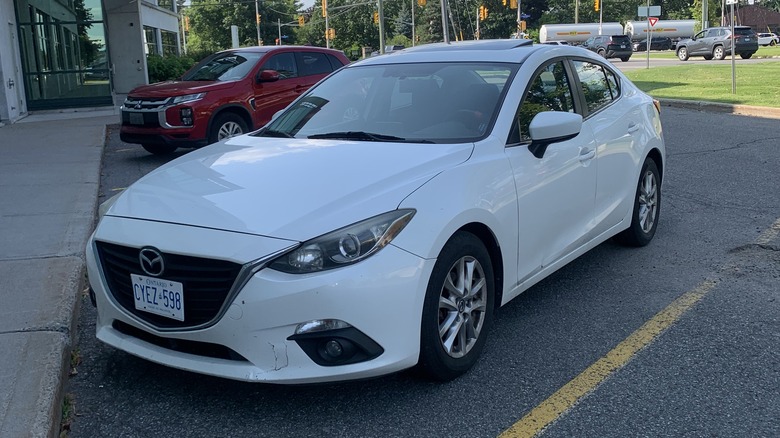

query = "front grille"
124;96;169;110
96;241;243;329
113;320;248;361
121;110;161;128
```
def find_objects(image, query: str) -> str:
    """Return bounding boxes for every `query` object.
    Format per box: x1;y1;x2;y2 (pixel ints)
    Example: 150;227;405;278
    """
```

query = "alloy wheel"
638;169;658;233
217;121;244;140
437;255;488;358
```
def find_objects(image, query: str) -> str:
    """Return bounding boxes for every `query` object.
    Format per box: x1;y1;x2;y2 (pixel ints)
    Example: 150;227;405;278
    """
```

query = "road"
67;108;780;437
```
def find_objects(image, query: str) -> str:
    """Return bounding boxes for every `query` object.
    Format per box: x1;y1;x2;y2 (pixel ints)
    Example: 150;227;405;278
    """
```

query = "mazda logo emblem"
139;247;165;277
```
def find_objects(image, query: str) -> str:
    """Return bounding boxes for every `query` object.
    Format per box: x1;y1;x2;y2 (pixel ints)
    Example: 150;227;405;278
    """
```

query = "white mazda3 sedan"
86;40;665;384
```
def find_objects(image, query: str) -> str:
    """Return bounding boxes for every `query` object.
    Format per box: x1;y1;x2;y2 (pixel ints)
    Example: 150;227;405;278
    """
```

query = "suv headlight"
269;209;415;274
171;93;206;105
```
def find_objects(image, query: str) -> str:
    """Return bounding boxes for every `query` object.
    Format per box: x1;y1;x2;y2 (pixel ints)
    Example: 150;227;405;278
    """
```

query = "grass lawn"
624;62;780;107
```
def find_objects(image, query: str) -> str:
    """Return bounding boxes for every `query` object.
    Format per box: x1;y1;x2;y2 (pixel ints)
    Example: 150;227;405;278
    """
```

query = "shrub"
146;54;197;83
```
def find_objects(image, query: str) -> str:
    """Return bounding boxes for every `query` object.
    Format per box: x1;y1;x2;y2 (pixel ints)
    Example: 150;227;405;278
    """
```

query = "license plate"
621;44;626;48
128;112;144;125
131;274;184;321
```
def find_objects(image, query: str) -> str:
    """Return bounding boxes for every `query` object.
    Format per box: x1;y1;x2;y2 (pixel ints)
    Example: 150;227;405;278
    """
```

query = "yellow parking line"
755;218;780;245
499;279;717;438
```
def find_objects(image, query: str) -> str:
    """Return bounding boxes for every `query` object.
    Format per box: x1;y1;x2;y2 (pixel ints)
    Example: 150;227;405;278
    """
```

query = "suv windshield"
256;62;516;143
182;52;264;82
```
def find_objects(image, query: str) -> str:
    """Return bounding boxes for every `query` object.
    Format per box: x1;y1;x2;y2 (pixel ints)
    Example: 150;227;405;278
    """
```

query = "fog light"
180;107;193;126
324;340;343;358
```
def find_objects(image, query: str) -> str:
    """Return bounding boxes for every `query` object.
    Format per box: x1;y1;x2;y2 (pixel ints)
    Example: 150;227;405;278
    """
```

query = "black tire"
713;46;725;61
418;232;494;381
620;57;630;62
677;47;689;61
703;55;713;60
771;40;777;47
208;112;248;144
141;143;177;155
740;53;753;59
597;49;606;58
615;158;661;247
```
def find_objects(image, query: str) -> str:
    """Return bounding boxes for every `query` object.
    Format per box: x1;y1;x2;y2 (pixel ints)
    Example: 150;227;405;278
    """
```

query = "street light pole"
255;0;261;45
440;0;449;43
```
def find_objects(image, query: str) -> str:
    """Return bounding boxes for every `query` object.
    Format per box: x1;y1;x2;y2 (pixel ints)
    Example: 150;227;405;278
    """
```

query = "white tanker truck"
624;20;697;40
539;23;624;44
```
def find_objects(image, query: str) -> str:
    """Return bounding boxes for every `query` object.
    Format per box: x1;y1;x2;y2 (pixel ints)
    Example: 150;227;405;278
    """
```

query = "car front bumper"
86;216;433;384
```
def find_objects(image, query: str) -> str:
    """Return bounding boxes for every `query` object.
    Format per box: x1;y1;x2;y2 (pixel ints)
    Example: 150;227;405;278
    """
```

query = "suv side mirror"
257;70;280;83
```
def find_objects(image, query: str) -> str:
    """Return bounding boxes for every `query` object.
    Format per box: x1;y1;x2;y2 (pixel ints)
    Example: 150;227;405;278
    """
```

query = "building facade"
0;0;181;124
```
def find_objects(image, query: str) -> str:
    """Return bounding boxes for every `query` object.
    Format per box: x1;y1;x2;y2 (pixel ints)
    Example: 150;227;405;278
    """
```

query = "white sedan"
757;32;778;46
86;40;665;384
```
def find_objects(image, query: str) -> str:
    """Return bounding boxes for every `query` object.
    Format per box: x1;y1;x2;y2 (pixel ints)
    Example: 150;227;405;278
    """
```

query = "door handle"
627;123;640;134
579;149;596;162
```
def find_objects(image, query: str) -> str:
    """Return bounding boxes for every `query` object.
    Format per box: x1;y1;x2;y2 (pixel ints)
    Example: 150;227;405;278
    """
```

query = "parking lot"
66;105;780;437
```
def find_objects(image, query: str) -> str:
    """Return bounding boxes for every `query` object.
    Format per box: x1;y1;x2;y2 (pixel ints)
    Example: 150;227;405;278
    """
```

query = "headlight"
171;93;206;105
269;209;415;274
97;192;122;220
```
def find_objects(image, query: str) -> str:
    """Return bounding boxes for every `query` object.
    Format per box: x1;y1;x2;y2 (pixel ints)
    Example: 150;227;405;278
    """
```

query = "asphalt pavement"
0;98;778;438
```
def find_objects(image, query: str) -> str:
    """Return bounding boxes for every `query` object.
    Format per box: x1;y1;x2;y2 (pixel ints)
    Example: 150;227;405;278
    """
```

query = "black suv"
632;36;672;51
583;35;633;62
675;26;758;61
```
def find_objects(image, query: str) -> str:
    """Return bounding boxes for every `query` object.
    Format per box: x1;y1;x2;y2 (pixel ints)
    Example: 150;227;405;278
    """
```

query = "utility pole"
255;0;261;45
278;18;282;45
440;0;449;43
378;0;386;53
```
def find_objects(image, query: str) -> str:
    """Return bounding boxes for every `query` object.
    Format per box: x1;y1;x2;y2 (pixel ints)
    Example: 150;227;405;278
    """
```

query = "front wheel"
615;159;661;247
418;232;494;381
677;47;689;61
713;46;725;60
208;113;248;144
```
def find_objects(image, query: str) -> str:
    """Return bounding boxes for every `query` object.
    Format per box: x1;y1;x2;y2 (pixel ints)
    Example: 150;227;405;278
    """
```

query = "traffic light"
502;0;507;6
594;0;599;11
322;0;327;17
326;28;335;40
298;15;305;26
521;20;526;31
510;0;517;8
417;0;426;5
256;13;261;24
479;5;488;21
373;11;379;24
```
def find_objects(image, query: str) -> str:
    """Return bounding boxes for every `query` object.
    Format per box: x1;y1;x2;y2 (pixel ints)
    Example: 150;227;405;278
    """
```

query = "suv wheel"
713;46;725;60
677;47;689;61
740;53;753;59
208;113;248;144
142;143;177;155
597;48;606;58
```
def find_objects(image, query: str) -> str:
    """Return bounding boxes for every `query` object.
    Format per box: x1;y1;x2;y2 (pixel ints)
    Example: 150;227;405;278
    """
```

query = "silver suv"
676;26;758;61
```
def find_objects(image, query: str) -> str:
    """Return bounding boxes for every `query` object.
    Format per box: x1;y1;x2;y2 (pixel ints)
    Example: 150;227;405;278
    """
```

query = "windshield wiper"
308;131;407;142
258;128;294;138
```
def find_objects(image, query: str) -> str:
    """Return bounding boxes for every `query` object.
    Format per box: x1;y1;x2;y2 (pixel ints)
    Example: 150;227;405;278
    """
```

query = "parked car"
583;35;633;61
757;32;779;46
87;40;665;384
632;36;673;51
676;26;758;61
120;46;350;155
541;40;570;45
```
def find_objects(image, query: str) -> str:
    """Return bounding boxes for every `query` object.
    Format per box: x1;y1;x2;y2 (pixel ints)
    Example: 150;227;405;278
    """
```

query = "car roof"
353;39;544;65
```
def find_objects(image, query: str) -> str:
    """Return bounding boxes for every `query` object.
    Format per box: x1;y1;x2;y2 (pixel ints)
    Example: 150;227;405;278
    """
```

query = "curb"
659;98;780;120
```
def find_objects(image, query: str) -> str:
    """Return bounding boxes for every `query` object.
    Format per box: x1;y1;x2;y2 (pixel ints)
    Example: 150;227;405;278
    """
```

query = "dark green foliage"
146;55;197;83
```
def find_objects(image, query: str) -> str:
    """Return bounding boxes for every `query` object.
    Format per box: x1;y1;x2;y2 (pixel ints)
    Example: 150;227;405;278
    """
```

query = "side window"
298;52;332;76
327;54;347;70
603;67;620;99
572;60;613;115
510;61;575;143
259;53;297;79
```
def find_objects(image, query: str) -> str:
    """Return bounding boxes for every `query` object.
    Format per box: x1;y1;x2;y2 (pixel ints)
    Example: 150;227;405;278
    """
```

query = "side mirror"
527;111;582;159
257;70;280;83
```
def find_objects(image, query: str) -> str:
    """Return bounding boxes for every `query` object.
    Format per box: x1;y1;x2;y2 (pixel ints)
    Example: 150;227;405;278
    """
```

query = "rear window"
735;28;755;36
610;35;631;43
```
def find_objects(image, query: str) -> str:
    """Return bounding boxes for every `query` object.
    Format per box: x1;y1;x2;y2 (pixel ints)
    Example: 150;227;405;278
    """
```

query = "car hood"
107;136;474;241
128;80;235;98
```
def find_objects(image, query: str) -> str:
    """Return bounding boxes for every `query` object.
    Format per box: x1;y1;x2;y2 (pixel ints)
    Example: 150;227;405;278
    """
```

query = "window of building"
161;30;178;56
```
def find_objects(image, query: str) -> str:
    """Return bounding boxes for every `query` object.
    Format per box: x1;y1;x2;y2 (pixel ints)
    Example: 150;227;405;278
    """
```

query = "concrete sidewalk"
0;108;116;438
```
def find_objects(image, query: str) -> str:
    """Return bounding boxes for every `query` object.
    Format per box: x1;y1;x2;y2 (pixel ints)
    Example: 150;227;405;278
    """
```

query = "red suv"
120;46;350;154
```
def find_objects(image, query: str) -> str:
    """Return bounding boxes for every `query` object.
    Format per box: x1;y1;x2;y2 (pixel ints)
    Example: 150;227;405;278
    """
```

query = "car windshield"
255;62;516;143
181;52;264;81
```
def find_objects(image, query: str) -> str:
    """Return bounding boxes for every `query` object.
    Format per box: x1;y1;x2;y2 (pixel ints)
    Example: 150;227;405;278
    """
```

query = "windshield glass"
256;62;516;143
181;52;264;81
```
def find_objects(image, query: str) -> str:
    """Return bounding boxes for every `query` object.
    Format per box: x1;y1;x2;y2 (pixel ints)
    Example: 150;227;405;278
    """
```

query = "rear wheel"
615;158;661;247
208;113;248;144
620;56;630;62
713;46;725;60
418;232;494;381
677;47;689;61
597;49;606;58
141;143;177;155
740;53;753;59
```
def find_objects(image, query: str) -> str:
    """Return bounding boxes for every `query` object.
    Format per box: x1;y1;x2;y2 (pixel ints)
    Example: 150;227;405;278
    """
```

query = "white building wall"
104;0;147;96
141;2;180;33
0;0;27;122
